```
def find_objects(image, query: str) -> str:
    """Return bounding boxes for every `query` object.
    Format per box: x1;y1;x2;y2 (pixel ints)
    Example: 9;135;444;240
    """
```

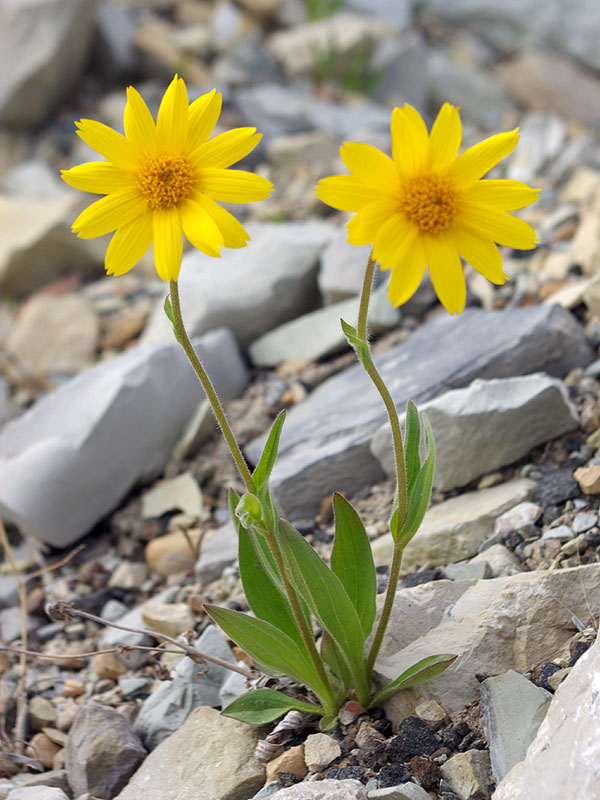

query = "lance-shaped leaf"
341;318;369;367
223;689;324;725
252;410;286;491
368;654;457;708
331;493;376;638
206;605;329;701
320;630;352;695
396;413;435;548
278;520;371;707
403;400;421;497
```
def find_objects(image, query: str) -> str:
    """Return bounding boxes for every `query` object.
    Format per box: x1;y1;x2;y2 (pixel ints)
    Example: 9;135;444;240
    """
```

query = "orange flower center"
138;154;193;210
399;175;457;235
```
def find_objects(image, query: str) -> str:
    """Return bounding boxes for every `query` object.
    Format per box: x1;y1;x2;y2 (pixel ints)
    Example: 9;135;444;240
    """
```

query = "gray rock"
371;32;429;111
65;704;146;799
246;305;593;521
469;544;522;578
134;626;238;750
251;784;284;800
273;781;367;800
420;0;600;72
98;600;161;669
303;733;341;772
371;479;535;570
219;668;249;708
367;784;431;800
572;511;598;533
373;563;600;723
141;222;332;347
505;111;567;184
115;706;265;800
493;633;600;799
6;789;69;800
235;83;314;137
542;524;574;540
481;670;552;784
308;97;392;137
249;283;400;367
443;560;491;581
371;374;579;492
439;750;491;800
195;521;238;586
429;50;514;129
0;329;246;548
1;160;66;198
494;502;542;536
318;231;374;304
9;771;69;794
344;0;412;29
0;0;97;126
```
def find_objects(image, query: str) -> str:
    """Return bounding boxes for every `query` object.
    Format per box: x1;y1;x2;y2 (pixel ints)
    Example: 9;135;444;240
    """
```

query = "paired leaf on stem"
223;688;324;725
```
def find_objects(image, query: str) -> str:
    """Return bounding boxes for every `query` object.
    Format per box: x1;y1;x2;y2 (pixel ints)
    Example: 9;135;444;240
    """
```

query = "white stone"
481;670;552;783
304;733;341;772
267;13;390;78
115;706;265;799
493;632;600;799
7;789;69;800
6;293;98;376
108;562;148;591
367;784;430;800
371;478;535;570
141;222;333;347
0;194;104;296
318;230;373;304
373;564;600;723
439;750;491;800
273;780;367;800
0;0;98;126
248;282;400;367
371;374;579;492
141;472;204;520
469;544;522;578
0;329;246;547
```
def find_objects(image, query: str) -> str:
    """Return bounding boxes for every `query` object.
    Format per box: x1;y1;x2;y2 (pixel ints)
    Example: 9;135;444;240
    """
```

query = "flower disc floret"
316;102;540;315
61;75;273;281
137;154;193;210
399;175;457;235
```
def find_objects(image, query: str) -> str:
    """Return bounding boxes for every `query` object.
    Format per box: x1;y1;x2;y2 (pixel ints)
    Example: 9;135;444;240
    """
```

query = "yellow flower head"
316;103;540;315
62;75;273;281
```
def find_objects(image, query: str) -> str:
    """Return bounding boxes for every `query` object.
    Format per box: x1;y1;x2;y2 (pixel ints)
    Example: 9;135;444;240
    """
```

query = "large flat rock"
0;329;246;548
247;305;593;520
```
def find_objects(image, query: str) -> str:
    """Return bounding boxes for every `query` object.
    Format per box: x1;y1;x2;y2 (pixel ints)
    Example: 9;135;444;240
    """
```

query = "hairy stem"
354;251;408;677
168;280;255;495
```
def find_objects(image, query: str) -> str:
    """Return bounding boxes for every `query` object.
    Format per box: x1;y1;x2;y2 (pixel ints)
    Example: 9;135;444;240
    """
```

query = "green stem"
168;280;255;496
354;251;408;677
262;524;337;714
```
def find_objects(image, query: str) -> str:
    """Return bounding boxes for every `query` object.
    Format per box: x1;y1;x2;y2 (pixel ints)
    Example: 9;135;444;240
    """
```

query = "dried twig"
0;518;28;753
45;602;256;679
23;544;85;582
0;644;193;662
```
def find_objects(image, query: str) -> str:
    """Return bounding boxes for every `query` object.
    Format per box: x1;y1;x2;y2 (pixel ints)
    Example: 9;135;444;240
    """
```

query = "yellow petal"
76;119;142;173
463;179;540;211
157;75;189;151
391;105;430;179
180;198;224;257
188;90;222;147
73;188;147;238
191;194;250;248
460;205;538;249
450;229;506;284
61;162;135;194
199;168;273;202
124;86;158;153
191;128;262;169
346;199;397;246
448;129;519;188
387;236;427;308
425;236;466;315
372;213;418;272
105;212;154;276
153;208;183;281
316;175;379;211
429;103;462;171
339;142;399;193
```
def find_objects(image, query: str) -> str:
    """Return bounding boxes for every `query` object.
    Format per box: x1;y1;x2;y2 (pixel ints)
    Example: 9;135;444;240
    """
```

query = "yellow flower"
62;75;273;281
316;103;539;314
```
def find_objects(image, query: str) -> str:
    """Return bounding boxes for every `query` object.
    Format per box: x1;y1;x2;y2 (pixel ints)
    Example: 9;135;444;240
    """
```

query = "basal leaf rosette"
316;103;540;315
62;75;273;281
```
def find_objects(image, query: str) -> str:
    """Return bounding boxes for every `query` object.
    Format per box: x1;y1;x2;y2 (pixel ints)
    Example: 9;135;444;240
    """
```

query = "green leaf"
319;713;338;730
205;605;328;700
235;493;263;529
278;520;370;707
340;318;370;368
223;689;324;725
331;494;376;638
320;630;352;693
396;414;435;548
368;654;457;708
403;400;421;496
252;410;286;491
164;296;175;324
